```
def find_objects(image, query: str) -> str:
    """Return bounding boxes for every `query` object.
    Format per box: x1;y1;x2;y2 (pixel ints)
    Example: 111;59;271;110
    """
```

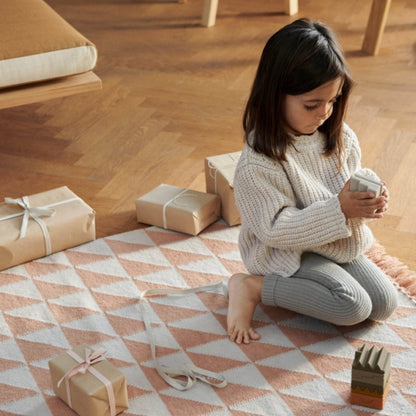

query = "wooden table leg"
284;0;298;16
362;0;392;55
201;0;218;27
200;0;297;27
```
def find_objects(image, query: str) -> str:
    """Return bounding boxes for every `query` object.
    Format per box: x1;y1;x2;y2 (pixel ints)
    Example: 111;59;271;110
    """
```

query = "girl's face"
282;77;343;136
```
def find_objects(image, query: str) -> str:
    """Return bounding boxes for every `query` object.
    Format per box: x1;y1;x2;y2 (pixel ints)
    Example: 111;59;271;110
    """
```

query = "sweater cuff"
302;196;351;248
328;195;352;239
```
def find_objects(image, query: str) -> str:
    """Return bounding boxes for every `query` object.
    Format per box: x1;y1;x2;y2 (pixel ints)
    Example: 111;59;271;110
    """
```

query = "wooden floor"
1;0;415;270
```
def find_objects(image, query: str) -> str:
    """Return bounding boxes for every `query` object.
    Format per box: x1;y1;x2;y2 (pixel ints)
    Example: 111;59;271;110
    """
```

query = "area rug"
1;221;416;416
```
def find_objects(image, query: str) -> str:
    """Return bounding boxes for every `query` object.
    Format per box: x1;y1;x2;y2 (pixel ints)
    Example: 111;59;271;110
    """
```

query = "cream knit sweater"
234;123;375;277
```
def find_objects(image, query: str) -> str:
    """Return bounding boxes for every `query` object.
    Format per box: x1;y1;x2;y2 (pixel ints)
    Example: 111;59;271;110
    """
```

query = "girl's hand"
338;179;388;220
375;182;389;214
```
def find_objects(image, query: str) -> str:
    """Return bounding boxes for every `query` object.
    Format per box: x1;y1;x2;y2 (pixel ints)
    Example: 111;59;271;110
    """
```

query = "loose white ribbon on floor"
139;281;228;391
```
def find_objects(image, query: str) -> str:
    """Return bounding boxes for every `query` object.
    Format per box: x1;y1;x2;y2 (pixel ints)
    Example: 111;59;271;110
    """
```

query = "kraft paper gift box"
0;186;95;271
205;151;241;226
49;343;128;416
135;184;221;235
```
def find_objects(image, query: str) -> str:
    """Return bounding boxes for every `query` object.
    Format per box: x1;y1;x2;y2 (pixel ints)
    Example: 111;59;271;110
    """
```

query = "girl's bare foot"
227;273;263;344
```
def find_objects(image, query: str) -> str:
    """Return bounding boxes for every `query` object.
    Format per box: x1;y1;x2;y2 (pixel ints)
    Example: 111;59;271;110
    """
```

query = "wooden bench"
0;0;101;109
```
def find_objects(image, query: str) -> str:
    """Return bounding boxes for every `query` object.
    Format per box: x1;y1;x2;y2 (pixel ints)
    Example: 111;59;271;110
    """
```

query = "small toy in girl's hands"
350;172;383;197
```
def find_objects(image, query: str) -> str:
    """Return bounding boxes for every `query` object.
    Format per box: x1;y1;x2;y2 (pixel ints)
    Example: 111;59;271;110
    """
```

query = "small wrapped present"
205;151;241;226
135;184;220;235
49;343;128;416
0;186;95;271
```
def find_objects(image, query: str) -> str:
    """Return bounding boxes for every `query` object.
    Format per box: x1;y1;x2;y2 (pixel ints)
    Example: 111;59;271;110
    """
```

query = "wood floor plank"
0;0;414;269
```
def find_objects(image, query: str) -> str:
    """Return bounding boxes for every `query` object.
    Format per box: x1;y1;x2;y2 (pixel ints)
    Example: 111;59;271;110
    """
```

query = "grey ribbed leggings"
262;252;398;326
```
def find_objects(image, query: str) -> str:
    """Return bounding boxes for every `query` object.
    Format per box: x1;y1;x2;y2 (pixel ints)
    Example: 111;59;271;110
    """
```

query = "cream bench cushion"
0;0;97;89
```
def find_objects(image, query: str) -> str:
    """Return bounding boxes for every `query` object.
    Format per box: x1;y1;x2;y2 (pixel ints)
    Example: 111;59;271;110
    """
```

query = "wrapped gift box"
135;184;220;235
0;186;95;271
49;343;128;416
205;151;241;226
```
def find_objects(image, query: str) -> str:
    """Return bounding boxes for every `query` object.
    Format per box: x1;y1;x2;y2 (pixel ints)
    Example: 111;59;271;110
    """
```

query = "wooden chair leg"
201;0;218;27
362;0;392;55
284;0;298;16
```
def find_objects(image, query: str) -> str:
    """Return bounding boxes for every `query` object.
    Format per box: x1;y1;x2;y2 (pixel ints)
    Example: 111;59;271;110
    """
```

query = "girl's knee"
343;255;399;322
330;283;398;325
369;287;398;321
330;305;371;326
329;287;372;326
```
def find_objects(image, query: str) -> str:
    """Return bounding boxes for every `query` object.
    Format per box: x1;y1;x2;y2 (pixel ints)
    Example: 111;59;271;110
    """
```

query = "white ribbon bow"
1;195;80;256
3;196;55;254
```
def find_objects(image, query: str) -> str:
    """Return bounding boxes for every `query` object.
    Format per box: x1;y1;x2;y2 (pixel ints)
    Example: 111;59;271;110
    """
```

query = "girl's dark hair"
243;18;353;163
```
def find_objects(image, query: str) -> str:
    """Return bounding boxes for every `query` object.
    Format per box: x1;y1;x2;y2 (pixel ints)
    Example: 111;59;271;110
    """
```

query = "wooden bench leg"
362;0;392;55
201;0;219;27
284;0;298;16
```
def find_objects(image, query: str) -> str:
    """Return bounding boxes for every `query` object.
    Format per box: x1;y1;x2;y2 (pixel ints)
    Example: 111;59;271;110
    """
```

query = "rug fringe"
366;241;416;303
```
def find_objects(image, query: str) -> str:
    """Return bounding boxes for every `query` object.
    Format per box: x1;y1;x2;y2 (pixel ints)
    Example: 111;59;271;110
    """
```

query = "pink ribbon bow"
57;347;116;416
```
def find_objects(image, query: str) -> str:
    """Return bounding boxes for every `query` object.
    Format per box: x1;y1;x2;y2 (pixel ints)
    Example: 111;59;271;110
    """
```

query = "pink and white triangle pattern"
1;220;416;416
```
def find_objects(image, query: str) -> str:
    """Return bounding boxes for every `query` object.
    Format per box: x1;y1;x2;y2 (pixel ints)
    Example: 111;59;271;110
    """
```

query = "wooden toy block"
351;377;390;410
350;344;391;410
350;391;386;410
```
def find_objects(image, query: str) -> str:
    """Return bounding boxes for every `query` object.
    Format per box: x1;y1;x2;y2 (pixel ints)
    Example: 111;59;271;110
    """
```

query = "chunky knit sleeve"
343;123;362;174
234;156;351;251
343;123;382;184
